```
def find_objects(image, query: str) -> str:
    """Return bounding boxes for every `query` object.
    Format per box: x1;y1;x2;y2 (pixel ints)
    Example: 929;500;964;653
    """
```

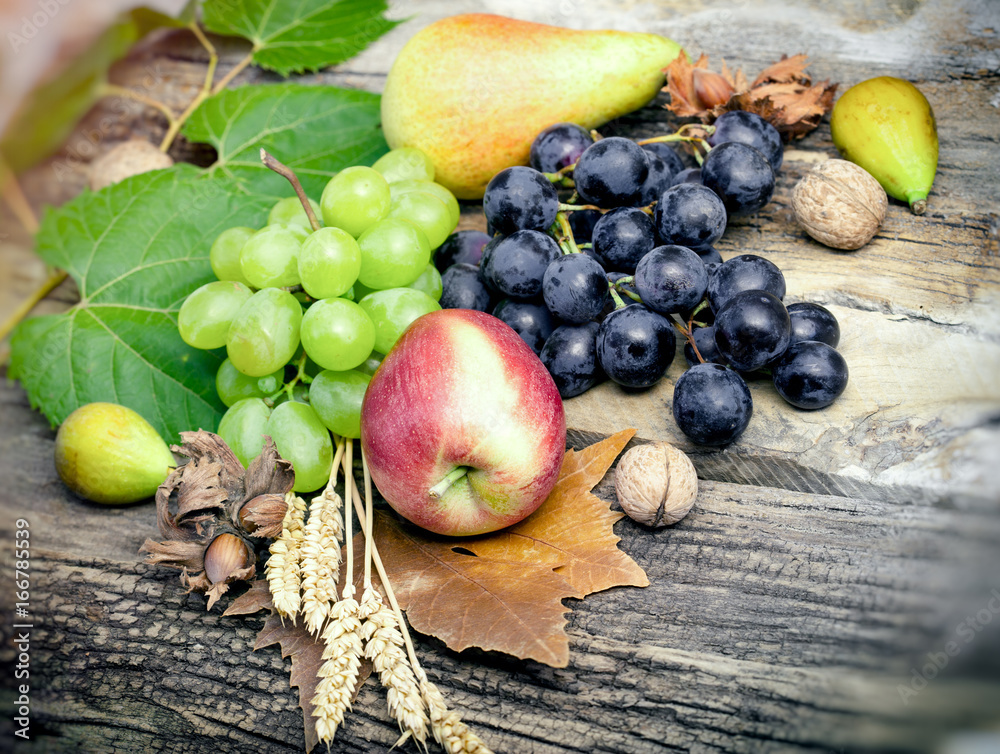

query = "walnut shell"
791;158;887;250
89;139;174;191
614;442;697;528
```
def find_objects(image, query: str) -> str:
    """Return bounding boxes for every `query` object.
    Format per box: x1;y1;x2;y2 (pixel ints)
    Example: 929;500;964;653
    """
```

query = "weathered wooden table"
2;1;999;752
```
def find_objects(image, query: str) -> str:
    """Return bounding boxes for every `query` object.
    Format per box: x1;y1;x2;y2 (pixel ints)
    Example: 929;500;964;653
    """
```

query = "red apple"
360;308;566;536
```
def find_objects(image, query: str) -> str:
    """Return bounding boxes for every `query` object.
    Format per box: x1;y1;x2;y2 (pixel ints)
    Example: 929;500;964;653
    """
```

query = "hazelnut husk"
139;431;294;609
791;158;887;250
614;442;698;528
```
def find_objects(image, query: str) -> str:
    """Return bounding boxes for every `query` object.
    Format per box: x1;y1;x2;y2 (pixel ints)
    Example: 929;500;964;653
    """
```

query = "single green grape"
407;263;443;301
320;166;391;238
266;401;333;492
310;369;371;439
178;280;253;350
227;287;302;376
217;398;272;467
356;217;431;290
358;287;441;354
372;147;435;183
210;226;255;286
387;191;454;250
354;351;384;377
216;358;284;407
300;297;376;371
239;224;303;289
389;179;461;228
268;196;321;228
298;226;362;300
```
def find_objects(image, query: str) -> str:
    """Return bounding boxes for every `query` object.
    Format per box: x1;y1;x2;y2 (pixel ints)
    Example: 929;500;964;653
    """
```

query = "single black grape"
596;305;676;388
671;167;702;186
714;289;791;372
540;322;603;398
707;253;786;312
542;253;609;324
672;362;753;446
573;137;649;208
787;302;841;347
684;325;728;367
634;245;709;315
772;340;849;409
592;207;656;273
701;142;775;217
695;246;724;268
567;208;602;244
477;235;504;298
483;166;559;235
530;122;594;174
641;142;685;175
640;154;680;205
483;229;561;300
440;263;491;311
708;110;784;171
433;230;491;271
491;298;557;355
654;183;727;249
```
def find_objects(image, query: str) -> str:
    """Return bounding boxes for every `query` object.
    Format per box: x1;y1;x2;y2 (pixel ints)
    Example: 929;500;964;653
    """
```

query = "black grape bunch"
434;112;849;447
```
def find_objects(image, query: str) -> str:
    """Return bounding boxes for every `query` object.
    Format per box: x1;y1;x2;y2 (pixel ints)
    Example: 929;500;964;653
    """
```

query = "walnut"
791;158;887;250
89;139;174;191
614;441;698;528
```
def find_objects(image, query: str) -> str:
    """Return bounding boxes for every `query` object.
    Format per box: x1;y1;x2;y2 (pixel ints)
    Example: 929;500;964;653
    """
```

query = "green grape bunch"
176;147;456;492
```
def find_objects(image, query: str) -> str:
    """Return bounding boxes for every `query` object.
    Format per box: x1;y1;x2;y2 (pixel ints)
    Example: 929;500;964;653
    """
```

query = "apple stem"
428;466;470;499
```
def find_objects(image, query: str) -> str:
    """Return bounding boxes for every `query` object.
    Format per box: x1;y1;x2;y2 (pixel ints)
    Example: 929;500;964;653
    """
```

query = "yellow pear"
830;76;938;215
381;14;684;199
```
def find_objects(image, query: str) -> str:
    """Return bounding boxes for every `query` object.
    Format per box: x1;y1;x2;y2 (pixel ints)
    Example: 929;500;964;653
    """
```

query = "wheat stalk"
418;675;494;754
312;595;363;744
300;439;347;635
265;491;307;622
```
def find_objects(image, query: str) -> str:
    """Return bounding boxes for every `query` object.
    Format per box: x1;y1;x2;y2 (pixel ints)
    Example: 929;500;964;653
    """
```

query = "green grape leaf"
8;164;272;443
201;0;399;77
0;6;185;173
182;83;388;199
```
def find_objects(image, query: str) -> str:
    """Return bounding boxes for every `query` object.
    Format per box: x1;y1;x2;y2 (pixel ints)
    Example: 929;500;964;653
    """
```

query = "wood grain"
2;0;999;752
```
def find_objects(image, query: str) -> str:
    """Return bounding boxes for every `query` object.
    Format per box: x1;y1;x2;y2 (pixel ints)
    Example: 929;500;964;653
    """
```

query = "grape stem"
260;149;323;232
669;299;712;364
608;276;642;304
557;202;603;213
551;212;582;255
607;284;628;310
264;351;312;405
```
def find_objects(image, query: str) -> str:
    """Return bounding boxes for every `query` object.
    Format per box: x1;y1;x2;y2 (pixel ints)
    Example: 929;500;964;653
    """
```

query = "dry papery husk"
792;158;887;250
139;431;294;608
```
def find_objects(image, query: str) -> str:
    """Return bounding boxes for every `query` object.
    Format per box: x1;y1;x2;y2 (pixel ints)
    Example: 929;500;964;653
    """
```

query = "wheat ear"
312;440;363;744
351;451;430;747
300;438;347;635
265;491;307;623
349;447;493;754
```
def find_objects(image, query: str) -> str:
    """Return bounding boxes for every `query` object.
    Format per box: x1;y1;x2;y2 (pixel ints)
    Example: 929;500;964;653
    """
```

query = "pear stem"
259;149;323;231
909;198;928;215
428;466;469;499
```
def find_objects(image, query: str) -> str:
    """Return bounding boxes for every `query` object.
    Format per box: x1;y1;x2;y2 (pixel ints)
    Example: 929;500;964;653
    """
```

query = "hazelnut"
614;442;698;528
791;158;887;250
89;139;174;191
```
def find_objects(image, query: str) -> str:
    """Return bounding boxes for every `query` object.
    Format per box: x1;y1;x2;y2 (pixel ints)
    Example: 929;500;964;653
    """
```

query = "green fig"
830;76;938;215
54;402;175;505
381;14;684;199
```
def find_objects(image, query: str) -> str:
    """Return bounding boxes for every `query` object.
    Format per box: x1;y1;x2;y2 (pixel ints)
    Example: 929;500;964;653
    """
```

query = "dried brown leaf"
223;579;274;616
663;51;836;139
374;429;646;668
752;53;811;86
508;429;647;596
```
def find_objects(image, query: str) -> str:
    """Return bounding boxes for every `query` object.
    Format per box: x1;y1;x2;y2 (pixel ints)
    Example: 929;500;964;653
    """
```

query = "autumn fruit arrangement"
3;4;941;753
